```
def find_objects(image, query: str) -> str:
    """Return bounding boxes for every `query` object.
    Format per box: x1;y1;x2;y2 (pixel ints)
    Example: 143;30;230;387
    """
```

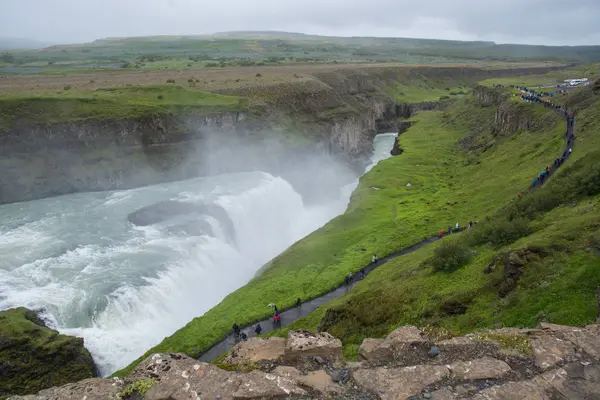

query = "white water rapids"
0;133;397;376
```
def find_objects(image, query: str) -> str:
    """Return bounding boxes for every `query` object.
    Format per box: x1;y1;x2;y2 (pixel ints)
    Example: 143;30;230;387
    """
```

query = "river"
0;132;397;376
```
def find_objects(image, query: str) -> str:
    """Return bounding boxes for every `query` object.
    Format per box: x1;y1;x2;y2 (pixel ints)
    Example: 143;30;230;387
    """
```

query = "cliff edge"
0;308;96;398
9;324;600;399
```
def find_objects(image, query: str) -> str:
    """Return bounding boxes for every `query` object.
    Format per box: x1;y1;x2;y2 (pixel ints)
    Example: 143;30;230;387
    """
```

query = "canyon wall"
0;64;571;204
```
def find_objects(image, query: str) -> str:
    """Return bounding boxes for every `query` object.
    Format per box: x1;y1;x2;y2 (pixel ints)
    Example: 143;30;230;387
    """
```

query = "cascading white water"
0;133;396;376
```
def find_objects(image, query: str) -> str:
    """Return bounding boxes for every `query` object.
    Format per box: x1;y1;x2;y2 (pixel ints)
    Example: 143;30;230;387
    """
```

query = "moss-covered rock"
0;307;96;397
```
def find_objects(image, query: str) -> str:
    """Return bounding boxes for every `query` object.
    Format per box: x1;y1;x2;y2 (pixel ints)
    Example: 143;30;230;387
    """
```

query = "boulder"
272;366;302;379
449;357;512;381
358;326;430;366
539;324;600;360
385;325;431;366
285;331;342;361
352;364;450;400
0;307;96;398
531;334;577;370
232;371;307;399
556;324;600;360
295;370;343;396
7;378;124;400
471;368;568;400
386;325;426;343
554;362;600;399
430;387;458;399
357;338;392;363
140;355;240;400
436;336;500;362
224;338;286;364
137;353;307;400
539;322;579;332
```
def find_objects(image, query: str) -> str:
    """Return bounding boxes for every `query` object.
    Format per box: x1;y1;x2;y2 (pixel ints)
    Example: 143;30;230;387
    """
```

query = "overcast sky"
2;0;599;46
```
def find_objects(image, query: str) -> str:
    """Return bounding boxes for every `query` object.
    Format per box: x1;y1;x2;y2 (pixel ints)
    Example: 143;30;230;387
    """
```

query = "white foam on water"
0;133;397;376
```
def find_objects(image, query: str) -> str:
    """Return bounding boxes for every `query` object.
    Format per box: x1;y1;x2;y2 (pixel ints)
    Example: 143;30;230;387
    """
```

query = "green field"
0;85;245;130
114;72;600;376
479;63;600;88
2;31;600;76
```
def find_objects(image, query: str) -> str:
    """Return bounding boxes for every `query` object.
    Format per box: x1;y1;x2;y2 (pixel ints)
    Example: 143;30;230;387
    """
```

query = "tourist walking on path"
530;110;574;187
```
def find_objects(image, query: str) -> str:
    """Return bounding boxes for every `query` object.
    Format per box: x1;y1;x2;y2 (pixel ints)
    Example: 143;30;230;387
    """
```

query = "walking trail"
198;102;576;363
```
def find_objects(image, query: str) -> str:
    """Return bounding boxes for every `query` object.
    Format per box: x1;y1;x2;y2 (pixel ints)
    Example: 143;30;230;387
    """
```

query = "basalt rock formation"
10;324;600;399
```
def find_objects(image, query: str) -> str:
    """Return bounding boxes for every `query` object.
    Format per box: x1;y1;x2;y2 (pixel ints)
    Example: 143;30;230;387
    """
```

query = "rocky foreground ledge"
10;323;600;400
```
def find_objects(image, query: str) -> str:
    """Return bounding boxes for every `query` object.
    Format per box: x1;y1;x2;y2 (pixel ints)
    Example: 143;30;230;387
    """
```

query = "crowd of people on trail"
531;112;575;188
518;89;565;110
438;221;475;237
231;298;307;342
493;83;569;98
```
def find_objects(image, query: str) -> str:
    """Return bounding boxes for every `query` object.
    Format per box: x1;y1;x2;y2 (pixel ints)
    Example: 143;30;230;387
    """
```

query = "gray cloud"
1;0;599;46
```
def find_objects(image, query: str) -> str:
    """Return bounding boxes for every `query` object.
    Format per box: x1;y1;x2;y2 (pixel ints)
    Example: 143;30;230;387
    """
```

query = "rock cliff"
472;85;509;107
10;324;599;399
0;64;571;204
0;308;96;398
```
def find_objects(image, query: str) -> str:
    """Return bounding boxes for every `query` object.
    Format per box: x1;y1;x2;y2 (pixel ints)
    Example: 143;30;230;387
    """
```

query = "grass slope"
115;83;573;375
272;80;600;358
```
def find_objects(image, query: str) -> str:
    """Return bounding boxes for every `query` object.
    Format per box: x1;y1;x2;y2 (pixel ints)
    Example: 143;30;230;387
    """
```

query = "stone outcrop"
10;324;600;400
472;85;509;106
491;99;560;138
224;337;287;364
358;325;430;366
285;331;343;361
0;308;97;398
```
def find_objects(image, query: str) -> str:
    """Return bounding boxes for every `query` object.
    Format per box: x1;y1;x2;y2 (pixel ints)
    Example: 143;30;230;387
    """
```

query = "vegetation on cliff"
114;70;599;376
0;307;96;397
278;78;600;358
0;85;245;131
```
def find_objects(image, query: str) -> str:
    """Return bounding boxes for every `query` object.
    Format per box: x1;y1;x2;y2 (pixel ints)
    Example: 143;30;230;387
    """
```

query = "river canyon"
0;132;397;376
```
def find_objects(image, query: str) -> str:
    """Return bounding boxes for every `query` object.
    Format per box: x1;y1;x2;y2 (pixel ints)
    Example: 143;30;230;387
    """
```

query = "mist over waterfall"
0;133;397;376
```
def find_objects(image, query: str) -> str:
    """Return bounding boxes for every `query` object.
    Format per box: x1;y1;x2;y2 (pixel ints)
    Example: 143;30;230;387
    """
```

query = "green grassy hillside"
274;80;600;358
114;74;600;376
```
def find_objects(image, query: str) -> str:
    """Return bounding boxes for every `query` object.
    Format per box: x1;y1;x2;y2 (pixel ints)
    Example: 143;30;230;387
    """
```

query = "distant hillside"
75;32;600;63
2;31;598;76
0;37;51;50
211;30;311;38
